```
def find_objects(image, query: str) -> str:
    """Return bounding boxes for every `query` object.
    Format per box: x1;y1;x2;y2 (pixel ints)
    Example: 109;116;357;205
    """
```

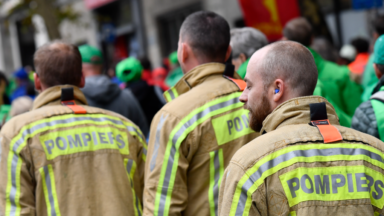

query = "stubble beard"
245;93;272;132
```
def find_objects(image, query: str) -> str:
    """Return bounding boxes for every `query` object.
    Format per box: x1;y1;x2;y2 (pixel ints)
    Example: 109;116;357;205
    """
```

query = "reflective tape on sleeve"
39;164;61;216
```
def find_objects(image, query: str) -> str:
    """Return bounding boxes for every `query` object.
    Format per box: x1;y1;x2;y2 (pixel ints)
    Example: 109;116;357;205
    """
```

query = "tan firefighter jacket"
219;96;384;216
0;85;147;216
143;63;259;216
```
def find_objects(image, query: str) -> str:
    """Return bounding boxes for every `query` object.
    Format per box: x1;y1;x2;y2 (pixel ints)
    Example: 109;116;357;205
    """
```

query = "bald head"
249;41;318;96
283;17;312;46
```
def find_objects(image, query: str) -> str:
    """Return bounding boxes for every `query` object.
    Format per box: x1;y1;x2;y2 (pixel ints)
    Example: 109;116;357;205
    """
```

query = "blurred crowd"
0;15;383;141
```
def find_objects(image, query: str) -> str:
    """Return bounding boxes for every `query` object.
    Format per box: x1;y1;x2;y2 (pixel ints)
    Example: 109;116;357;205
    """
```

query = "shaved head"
240;41;318;131
250;41;318;96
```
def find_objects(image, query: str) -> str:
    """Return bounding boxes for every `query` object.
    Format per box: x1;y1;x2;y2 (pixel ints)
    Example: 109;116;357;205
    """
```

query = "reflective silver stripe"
43;166;58;216
8;115;129;213
127;125;145;141
150;114;168;171
126;159;142;216
212;150;222;216
235;147;384;216
158;96;241;216
168;89;176;101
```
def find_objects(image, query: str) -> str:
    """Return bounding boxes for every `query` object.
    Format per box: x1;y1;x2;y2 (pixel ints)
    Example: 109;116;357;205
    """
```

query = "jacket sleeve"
351;101;380;139
0;132;36;215
132;126;147;205
219;162;262;216
143;111;190;216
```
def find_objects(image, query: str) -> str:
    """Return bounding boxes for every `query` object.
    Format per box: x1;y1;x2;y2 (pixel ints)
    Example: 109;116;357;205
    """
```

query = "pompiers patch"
40;126;129;160
280;166;384;208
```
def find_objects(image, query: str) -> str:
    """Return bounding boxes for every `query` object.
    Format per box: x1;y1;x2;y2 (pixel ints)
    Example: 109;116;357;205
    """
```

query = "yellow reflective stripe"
39;165;61;216
124;159;142;216
289;211;296;216
280;166;384;208
163;87;179;103
375;211;383;216
212;108;254;145
163;91;172;102
209;149;224;216
230;143;384;216
5;113;133;216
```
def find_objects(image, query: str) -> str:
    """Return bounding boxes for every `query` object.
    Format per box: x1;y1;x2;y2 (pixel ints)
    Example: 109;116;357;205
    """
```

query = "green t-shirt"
309;48;362;127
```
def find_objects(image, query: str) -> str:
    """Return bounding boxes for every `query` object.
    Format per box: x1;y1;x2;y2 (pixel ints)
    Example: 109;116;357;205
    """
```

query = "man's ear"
79;73;85;88
34;73;42;91
272;79;284;102
180;43;189;64
225;45;232;62
374;63;383;79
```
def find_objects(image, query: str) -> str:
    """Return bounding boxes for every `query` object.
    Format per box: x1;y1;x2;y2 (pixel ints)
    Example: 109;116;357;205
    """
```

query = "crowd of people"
0;10;383;216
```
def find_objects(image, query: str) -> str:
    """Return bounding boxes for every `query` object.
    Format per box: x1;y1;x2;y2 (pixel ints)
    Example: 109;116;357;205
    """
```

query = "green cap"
374;35;384;64
78;45;103;65
116;57;143;83
169;51;178;64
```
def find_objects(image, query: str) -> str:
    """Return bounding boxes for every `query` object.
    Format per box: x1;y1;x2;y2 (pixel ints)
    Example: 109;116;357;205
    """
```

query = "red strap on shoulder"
311;119;342;143
223;75;246;91
61;100;87;114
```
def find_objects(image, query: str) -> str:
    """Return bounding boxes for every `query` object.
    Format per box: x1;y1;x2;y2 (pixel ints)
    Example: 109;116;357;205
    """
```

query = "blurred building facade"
0;0;383;75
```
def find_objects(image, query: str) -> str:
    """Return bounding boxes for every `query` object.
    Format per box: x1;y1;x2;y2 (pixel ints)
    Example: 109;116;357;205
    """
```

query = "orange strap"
223;75;246;91
61;100;87;114
311;119;343;143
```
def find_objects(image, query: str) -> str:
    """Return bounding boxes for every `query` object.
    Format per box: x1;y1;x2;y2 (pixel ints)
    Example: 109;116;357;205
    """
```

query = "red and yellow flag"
238;0;300;41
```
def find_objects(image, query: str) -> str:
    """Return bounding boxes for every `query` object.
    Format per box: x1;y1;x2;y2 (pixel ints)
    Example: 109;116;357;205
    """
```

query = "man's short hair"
180;11;230;63
231;27;268;59
34;41;82;88
283;17;312;46
261;41;318;96
374;15;384;36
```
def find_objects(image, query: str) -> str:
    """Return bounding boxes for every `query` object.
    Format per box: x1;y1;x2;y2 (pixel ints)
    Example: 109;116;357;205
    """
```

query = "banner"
238;0;300;41
84;0;116;9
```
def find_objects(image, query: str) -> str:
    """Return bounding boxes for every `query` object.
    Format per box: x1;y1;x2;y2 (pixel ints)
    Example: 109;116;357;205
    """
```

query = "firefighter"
219;41;384;216
143;11;258;216
0;41;147;216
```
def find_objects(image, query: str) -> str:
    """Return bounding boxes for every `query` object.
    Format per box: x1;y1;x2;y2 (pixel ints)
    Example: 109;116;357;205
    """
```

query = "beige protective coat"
219;96;384;216
144;63;259;216
0;86;146;216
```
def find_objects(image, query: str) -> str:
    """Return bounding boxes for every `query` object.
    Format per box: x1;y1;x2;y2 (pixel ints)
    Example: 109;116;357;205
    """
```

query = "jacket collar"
164;63;225;102
260;96;340;134
32;85;88;110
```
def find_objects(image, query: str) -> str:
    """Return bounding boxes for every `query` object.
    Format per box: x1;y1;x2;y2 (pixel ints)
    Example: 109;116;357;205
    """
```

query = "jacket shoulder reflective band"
223;75;246;91
371;86;384;141
310;102;342;143
61;87;87;114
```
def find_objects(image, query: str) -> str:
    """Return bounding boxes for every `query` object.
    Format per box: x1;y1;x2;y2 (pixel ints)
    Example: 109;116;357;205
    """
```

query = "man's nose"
239;91;247;103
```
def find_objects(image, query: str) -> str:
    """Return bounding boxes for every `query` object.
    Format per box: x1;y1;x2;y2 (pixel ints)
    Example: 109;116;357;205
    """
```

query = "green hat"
169;51;178;64
78;45;103;65
116;57;143;83
374;35;384;64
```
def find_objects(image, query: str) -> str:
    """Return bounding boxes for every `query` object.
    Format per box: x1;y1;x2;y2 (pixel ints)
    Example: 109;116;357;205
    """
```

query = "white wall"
325;9;371;46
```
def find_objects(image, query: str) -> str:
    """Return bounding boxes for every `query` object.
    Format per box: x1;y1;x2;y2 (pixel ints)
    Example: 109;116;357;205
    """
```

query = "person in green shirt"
361;15;384;101
283;17;363;127
230;27;268;79
165;51;183;87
